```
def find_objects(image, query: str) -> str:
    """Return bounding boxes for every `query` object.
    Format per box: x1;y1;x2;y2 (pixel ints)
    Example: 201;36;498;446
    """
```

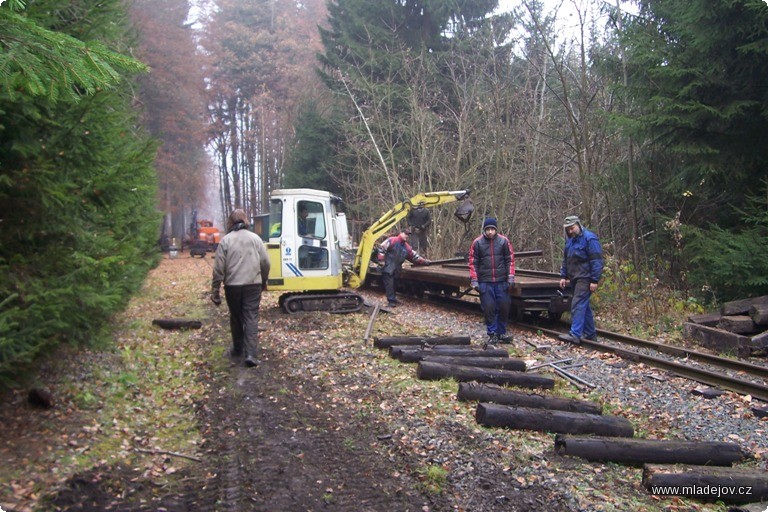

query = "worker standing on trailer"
469;217;515;344
378;228;430;308
406;201;432;257
558;215;603;344
211;209;271;368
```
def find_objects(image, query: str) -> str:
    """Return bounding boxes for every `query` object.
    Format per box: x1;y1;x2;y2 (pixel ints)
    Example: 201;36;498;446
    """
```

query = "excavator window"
269;199;283;238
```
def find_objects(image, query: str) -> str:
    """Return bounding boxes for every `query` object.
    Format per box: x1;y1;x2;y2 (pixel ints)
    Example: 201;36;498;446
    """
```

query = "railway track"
411;289;768;403
519;322;768;402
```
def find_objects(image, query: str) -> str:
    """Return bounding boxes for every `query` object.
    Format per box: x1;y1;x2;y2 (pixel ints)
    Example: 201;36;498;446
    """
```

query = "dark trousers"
479;281;511;336
382;271;399;303
411;230;428;257
568;279;595;339
224;284;263;358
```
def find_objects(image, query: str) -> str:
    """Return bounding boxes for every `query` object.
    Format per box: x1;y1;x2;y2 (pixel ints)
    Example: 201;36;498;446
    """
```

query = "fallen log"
643;464;768;504
750;304;768;326
152;318;202;330
422;356;527;371
457;382;602;414
374;335;471;349
417;362;554;389
390;346;508;362
717;315;758;334
476;403;634;437
555;435;747;466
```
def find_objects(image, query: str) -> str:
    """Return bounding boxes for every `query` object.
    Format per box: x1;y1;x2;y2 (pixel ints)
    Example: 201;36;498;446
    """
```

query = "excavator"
258;188;471;313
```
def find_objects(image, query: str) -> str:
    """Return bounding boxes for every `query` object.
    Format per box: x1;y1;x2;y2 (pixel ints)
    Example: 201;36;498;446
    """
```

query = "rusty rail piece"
522;323;768;402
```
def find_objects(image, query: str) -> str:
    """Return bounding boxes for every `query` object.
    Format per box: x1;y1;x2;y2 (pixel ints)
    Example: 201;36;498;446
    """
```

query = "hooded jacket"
212;221;271;289
559;224;603;283
468;231;515;283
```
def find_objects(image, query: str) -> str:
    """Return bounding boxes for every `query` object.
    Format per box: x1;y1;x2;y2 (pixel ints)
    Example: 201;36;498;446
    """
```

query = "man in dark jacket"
211;209;271;367
468;217;516;344
378;229;430;307
406;202;432;257
558;215;603;344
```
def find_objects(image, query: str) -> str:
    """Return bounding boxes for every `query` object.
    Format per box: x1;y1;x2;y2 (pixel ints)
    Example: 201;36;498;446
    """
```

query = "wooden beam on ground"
390;346;508;363
721;295;768;316
417;362;554;389
152;318;202;330
643;464;768;504
717;315;758;334
421;356;527;371
555;435;747;466
457;382;602;414
373;335;471;349
750;304;768;326
475;403;634;437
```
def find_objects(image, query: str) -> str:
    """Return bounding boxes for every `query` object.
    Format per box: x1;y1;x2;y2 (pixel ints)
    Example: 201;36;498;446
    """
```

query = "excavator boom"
345;190;470;288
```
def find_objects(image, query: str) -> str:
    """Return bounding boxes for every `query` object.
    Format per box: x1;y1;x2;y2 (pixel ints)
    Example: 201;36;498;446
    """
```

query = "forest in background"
202;0;768;303
1;0;767;385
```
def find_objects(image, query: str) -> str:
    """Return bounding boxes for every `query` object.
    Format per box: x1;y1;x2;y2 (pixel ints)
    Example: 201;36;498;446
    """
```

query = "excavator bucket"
453;196;474;224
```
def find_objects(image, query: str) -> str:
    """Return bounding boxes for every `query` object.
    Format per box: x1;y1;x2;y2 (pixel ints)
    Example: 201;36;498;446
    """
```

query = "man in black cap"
377;228;430;307
468;217;516;344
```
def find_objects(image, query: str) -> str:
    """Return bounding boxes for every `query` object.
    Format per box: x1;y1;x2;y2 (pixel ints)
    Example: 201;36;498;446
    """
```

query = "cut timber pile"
685;295;768;357
555;435;747;466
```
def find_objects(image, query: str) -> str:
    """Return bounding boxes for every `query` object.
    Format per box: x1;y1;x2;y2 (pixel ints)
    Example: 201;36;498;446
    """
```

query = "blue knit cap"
483;217;497;230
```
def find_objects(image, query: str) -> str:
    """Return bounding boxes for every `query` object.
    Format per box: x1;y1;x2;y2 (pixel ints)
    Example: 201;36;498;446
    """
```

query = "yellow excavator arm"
345;190;470;288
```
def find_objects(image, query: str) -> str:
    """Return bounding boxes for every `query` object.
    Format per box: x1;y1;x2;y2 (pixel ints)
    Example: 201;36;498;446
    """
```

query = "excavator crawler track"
279;292;364;314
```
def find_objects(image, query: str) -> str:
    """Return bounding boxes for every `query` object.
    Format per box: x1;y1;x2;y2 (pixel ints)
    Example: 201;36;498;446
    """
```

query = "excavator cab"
265;189;348;296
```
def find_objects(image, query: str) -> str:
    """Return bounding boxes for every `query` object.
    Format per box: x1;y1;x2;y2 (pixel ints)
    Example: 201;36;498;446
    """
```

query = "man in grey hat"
558;215;603;344
211;209;271;367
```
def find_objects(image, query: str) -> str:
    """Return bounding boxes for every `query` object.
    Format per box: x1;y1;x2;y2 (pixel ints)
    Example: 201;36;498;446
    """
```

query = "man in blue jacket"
558;215;603;344
469;217;516;344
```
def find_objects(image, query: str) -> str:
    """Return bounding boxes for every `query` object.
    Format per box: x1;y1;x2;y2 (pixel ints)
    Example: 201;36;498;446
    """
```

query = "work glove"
470;280;479;291
424;259;432;266
211;289;222;306
508;275;515;286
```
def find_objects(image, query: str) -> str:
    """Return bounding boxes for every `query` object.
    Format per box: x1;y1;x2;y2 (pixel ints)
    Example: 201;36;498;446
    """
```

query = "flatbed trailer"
367;260;571;321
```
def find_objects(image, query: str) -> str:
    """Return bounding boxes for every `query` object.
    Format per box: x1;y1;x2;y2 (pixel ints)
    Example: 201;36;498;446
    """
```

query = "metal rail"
522;324;768;402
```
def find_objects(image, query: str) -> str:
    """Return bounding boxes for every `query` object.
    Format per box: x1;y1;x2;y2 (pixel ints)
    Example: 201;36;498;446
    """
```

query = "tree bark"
390;346;508;362
422;356;527;371
642;464;768;504
152;318;202;330
555;435;746;466
476;403;634;437
374;335;471;349
457;383;602;414
417;362;554;389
